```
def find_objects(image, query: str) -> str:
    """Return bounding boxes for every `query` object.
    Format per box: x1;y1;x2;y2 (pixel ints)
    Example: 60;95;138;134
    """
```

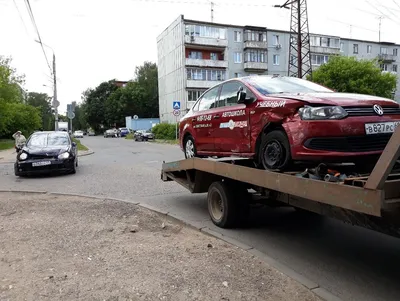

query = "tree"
308;56;397;99
26;92;53;130
133;61;159;117
0;56;25;104
83;80;119;131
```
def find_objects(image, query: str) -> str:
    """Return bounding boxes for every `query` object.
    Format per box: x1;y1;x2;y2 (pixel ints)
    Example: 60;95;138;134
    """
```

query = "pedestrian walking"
12;131;26;152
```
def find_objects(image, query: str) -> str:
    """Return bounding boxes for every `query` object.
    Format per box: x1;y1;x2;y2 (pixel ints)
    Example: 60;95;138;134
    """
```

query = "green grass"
72;138;89;151
0;139;15;151
154;139;179;145
124;133;134;140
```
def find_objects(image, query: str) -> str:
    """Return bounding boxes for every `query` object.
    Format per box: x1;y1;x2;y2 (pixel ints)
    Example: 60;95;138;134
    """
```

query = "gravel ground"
0;192;320;301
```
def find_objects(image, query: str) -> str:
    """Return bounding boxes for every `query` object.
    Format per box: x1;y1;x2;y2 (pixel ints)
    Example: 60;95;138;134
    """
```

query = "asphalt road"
1;136;400;301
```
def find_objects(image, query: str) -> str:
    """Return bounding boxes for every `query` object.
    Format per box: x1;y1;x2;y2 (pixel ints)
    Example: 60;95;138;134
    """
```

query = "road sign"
133;115;139;120
52;99;60;108
173;101;180;110
67;111;75;119
67;104;72;113
173;109;180;116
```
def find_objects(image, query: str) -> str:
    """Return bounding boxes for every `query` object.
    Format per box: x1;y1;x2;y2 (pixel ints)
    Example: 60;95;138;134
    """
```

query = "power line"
12;0;30;37
23;0;52;73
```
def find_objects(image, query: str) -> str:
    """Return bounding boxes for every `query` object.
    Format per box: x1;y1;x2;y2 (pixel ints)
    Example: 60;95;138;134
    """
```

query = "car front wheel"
259;130;292;170
184;135;197;159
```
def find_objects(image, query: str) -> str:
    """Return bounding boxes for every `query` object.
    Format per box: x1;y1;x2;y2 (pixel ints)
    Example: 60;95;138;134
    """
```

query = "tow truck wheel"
259;130;292;170
208;181;248;228
184;135;197;159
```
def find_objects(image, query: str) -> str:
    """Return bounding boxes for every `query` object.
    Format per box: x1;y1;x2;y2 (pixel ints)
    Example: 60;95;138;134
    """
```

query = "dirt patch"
0;192;320;301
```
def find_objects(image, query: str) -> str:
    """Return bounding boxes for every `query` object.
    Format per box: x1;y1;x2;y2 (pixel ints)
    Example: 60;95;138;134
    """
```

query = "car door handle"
214;115;220;119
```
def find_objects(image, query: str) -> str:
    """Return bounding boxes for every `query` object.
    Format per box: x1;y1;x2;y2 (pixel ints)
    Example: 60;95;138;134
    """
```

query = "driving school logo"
221;109;246;118
220;120;248;130
256;100;286;108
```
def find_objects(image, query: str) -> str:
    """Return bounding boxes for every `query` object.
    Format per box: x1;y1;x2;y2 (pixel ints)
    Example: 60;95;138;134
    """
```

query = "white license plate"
365;121;400;135
32;161;51;167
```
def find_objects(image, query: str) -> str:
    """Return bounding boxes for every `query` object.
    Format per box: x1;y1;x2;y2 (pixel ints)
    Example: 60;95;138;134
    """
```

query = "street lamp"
35;40;59;131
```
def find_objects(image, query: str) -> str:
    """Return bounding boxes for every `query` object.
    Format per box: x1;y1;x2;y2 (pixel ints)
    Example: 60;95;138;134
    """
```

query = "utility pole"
53;53;59;131
274;0;312;79
377;16;383;42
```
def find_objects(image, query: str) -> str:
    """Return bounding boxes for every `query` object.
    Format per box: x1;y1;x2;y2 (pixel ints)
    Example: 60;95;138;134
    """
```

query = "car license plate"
364;121;400;135
32;161;51;167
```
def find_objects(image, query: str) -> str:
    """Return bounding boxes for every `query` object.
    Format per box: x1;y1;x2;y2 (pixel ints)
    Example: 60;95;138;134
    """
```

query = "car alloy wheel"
184;136;197;159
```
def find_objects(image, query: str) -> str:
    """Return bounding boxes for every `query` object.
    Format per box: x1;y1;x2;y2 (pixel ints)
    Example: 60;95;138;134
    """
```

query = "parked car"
119;127;129;137
73;130;84;138
179;75;400;170
88;130;95;136
134;129;155;141
14;131;78;176
104;129;118;138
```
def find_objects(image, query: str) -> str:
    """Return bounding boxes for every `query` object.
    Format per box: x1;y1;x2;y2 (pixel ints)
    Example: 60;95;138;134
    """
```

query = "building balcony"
378;54;396;63
244;62;268;71
185;58;228;68
186;80;222;89
310;46;340;55
184;35;228;48
244;40;268;49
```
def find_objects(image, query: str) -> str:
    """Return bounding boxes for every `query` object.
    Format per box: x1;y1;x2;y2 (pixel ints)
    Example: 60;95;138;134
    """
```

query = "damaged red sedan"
179;75;400;170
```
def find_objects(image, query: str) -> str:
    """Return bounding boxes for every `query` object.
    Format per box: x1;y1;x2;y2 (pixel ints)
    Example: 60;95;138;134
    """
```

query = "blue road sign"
173;101;181;110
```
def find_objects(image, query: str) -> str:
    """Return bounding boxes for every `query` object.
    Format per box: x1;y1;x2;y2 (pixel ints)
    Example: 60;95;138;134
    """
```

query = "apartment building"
157;15;400;123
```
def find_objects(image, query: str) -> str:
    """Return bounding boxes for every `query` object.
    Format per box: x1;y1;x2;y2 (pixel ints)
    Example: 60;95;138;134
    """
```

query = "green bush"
151;123;179;140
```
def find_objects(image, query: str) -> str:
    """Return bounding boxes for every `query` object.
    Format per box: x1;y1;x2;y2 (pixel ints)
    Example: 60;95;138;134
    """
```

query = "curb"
0;150;94;164
0;190;343;301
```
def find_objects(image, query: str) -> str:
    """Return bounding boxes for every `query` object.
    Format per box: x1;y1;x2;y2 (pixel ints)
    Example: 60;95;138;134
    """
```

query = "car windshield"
243;76;333;95
27;133;70;147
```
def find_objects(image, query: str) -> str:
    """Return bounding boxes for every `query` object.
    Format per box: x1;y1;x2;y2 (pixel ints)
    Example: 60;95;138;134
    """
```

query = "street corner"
0;191;321;301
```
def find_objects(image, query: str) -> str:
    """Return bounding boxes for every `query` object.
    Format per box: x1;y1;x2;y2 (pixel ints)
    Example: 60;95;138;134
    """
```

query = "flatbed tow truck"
161;127;400;239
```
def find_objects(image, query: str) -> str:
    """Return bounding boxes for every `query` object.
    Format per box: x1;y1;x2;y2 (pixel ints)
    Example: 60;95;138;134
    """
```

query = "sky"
1;0;400;114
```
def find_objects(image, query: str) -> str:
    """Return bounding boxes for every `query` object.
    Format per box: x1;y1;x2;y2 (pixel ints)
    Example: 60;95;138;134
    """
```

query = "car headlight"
298;106;348;120
58;152;70;159
19;152;28;161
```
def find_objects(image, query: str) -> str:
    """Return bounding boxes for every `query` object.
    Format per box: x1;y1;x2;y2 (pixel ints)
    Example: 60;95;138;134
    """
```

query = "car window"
217;81;244;107
198;86;219;111
243;76;333;95
28;133;69;146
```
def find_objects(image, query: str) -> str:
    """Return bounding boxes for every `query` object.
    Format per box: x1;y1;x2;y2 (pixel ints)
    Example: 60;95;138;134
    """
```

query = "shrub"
151;123;179;140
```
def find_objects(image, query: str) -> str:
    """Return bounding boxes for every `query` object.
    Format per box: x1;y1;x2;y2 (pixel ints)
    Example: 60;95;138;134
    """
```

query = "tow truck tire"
259;130;292;170
208;181;248;228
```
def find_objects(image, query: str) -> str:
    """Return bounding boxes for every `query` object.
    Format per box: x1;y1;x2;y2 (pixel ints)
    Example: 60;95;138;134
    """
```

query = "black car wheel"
259;130;292;170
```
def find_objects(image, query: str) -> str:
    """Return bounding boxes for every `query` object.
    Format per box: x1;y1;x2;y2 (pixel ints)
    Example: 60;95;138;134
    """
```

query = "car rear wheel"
184;135;197;159
259;130;292;170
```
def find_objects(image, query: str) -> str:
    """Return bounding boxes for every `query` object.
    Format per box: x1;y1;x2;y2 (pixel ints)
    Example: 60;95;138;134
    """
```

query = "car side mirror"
72;142;77;147
237;89;254;104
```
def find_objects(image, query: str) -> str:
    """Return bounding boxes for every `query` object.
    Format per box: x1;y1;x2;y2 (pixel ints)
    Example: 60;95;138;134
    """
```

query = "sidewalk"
0;148;93;164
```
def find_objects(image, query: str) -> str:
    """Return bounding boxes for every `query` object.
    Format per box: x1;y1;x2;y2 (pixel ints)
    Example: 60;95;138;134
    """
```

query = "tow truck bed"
161;127;400;238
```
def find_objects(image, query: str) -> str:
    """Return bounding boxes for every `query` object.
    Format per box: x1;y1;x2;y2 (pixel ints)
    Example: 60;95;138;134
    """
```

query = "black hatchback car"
14;131;78;176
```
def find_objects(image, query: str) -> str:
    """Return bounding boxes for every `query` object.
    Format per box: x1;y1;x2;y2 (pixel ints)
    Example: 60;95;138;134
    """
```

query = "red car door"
191;85;221;152
213;81;252;154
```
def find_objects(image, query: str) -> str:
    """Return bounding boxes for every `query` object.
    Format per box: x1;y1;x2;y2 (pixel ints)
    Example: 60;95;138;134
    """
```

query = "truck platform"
161;127;400;238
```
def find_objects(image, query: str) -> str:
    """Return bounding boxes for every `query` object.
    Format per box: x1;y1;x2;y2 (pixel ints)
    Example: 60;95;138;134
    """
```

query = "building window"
186;68;226;81
210;52;218;60
245;50;267;63
311;54;329;66
234;52;242;63
244;30;267;42
187;90;206;102
273;54;279;65
340;42;344;52
234;31;242;42
393;64;398;72
185;24;226;39
353;44;358;54
380;64;388;71
188;51;202;59
367;45;372;54
234;72;242;78
381;47;388;54
310;36;340;48
394;48;398;56
273;35;280;45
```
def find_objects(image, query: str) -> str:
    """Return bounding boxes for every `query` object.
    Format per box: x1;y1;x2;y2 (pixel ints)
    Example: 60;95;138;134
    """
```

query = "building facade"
157;15;400;123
